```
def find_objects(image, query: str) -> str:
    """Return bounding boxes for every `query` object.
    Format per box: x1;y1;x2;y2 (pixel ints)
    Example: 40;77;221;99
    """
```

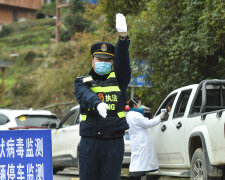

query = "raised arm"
114;13;131;89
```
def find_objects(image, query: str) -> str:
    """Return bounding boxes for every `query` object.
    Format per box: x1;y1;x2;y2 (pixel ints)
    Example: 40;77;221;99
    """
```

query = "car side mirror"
48;123;57;129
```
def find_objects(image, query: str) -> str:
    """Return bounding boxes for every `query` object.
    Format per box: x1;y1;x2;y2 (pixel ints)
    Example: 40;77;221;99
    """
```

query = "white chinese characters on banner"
0;163;44;180
7;164;16;180
17;163;25;180
36;163;44;180
0;138;5;158
0;165;6;180
35;138;43;157
0;137;45;179
0;138;43;159
27;163;34;180
16;138;24;158
26;138;34;158
7;138;15;158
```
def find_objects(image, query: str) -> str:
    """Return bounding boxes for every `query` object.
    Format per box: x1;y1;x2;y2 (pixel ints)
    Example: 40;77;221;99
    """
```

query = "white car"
51;105;131;174
0;108;59;130
147;79;225;180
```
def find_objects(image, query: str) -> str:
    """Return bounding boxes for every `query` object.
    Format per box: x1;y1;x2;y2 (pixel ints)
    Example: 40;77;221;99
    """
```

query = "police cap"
91;42;115;59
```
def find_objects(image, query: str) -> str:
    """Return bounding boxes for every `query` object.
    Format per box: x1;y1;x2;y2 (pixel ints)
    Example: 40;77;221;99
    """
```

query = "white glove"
116;13;127;33
97;102;108;118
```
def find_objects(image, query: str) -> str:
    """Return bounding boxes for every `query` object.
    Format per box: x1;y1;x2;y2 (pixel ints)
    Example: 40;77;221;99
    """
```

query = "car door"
150;93;177;166
52;107;80;165
164;89;192;167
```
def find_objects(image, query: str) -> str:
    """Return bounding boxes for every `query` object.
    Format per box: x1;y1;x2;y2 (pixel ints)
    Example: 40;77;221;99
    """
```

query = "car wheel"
190;148;218;180
53;167;64;174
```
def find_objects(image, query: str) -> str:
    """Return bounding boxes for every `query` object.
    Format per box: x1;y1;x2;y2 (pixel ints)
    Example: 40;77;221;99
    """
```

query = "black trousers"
78;136;124;180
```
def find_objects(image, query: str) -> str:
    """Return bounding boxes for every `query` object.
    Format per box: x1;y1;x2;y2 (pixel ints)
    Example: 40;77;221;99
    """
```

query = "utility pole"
55;0;69;42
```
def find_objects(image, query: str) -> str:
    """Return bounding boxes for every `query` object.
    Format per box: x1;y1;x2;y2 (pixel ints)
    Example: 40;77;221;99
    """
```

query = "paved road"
53;168;188;180
54;174;79;180
53;168;130;180
53;168;79;180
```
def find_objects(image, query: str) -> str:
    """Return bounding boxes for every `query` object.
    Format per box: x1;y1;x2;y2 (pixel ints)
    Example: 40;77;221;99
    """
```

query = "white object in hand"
97;102;108;118
116;13;127;33
160;112;166;120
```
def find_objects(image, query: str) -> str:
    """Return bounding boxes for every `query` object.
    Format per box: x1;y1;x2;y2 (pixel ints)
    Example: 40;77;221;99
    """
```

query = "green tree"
38;2;56;17
64;0;90;41
99;0;148;30
128;0;225;112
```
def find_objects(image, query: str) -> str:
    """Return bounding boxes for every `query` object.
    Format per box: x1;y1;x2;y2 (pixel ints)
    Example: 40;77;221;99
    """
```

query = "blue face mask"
94;62;112;75
138;105;143;110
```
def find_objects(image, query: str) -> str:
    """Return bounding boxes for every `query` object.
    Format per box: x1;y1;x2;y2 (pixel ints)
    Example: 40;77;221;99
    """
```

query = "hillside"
0;18;56;107
0;17;117;116
1;0;224;116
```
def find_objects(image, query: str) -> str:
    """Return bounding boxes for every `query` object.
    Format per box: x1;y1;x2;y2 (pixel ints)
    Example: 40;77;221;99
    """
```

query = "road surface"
53;167;188;180
53;168;78;180
53;168;129;180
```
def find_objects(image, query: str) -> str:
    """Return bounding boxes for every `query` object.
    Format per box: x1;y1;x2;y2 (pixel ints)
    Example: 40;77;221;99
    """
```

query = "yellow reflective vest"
81;71;125;123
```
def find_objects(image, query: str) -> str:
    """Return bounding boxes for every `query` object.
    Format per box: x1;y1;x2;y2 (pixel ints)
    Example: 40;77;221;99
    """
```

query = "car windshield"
15;115;59;127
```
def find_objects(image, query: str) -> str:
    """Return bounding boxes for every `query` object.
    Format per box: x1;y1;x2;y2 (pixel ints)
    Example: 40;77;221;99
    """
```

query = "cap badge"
101;44;107;52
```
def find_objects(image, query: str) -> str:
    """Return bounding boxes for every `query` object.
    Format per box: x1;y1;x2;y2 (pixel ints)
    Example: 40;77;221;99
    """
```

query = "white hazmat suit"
126;111;161;173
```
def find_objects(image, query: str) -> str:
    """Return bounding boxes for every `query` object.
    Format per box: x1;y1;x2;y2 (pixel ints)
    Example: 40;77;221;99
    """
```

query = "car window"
15;115;58;127
0;114;9;125
74;108;80;125
206;89;225;107
74;108;80;124
155;93;177;120
190;85;225;114
173;90;192;118
63;113;75;127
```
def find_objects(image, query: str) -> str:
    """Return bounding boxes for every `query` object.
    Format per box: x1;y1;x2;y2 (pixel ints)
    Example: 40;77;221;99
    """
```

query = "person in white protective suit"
126;97;165;180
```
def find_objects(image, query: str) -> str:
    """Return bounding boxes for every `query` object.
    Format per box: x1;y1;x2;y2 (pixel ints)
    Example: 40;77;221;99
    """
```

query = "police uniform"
75;37;131;180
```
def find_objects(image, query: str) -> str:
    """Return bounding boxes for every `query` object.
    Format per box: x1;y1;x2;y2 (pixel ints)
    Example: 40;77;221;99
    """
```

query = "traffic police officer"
74;13;130;180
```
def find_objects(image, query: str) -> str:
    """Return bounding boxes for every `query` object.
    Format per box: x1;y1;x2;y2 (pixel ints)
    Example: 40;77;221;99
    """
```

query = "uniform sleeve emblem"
98;93;104;102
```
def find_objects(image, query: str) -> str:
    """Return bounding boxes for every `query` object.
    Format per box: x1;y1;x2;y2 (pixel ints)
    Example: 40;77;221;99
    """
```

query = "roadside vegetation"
102;0;225;111
0;0;224;114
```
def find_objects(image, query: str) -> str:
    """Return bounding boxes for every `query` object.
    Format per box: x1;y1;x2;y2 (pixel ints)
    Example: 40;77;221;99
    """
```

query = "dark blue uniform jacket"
75;37;131;136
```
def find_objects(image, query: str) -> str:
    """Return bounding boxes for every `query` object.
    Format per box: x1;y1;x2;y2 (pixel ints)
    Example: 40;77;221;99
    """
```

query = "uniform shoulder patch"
83;76;93;83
